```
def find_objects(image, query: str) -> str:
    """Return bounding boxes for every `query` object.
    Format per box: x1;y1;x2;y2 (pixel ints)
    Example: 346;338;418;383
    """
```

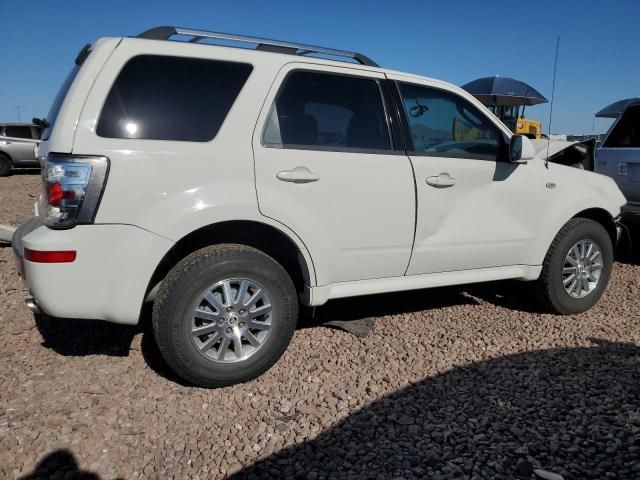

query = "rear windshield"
42;64;80;141
603;105;640;148
96;55;252;142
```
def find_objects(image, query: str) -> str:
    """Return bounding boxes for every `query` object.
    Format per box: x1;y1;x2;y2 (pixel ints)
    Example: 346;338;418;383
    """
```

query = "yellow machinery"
488;104;543;139
516;118;543;139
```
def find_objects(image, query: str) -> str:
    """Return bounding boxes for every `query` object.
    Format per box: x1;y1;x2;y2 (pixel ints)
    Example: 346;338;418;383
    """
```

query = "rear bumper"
13;217;173;324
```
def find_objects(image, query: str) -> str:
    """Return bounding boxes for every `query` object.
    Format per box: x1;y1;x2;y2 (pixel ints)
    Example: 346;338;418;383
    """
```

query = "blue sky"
0;0;637;134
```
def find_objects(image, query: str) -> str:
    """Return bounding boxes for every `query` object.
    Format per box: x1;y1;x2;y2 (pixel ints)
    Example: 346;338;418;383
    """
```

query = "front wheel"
153;244;298;388
536;218;613;314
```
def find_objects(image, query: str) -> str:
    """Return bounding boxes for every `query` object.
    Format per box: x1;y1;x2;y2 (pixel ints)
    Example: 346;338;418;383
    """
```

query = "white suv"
13;27;626;387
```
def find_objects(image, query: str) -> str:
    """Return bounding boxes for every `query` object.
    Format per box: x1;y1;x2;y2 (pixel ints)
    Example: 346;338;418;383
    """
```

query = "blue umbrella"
461;76;548;106
595;98;640;118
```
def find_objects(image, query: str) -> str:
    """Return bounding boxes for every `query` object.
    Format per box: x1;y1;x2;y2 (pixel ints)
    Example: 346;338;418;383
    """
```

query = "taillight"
43;154;109;228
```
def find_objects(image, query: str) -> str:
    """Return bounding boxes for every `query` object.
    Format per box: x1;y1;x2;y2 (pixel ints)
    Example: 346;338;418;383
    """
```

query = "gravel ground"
1;172;639;480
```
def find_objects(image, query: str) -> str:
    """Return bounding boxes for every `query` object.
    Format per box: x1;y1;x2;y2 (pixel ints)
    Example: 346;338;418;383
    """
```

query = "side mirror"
509;134;535;163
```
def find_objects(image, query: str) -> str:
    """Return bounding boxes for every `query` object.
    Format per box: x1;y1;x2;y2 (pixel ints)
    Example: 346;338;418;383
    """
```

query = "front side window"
604;105;640;148
4;126;33;139
398;83;501;160
97;55;252;142
263;70;391;152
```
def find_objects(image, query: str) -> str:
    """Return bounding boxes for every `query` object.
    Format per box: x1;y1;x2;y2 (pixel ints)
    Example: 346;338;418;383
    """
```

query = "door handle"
426;172;456;188
276;166;320;184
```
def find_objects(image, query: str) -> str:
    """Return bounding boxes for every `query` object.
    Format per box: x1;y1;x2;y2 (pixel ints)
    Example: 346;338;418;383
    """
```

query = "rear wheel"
0;154;12;177
153;244;298;388
536;218;613;314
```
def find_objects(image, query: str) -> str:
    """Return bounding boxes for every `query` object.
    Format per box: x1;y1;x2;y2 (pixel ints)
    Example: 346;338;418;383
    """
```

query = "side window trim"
376;80;395;151
381;79;408;152
261;68;402;155
395;80;507;162
388;80;413;152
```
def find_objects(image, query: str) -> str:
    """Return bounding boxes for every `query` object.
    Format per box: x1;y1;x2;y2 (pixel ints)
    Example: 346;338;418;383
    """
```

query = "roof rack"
137;26;379;67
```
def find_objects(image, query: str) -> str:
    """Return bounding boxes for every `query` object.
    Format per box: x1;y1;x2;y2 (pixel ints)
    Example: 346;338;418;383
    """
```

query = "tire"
0;154;12;177
153;244;298;388
536;218;613;314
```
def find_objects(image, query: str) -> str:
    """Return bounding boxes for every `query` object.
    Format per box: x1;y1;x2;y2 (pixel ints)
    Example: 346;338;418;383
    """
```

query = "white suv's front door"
391;76;544;275
253;64;415;286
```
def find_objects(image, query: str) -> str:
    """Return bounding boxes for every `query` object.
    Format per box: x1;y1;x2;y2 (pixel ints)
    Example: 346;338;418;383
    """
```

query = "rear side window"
263;70;391;151
97;55;252;142
4;126;33;139
604;105;640;148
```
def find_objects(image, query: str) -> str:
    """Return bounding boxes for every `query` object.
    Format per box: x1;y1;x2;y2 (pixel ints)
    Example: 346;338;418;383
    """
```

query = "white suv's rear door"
253;63;415;286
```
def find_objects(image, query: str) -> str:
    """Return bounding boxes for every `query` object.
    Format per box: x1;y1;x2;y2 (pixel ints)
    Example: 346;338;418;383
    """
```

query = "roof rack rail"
137;26;379;68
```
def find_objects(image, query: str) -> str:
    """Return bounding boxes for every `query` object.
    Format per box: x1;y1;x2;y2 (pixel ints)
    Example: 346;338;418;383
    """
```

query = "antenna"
545;35;560;167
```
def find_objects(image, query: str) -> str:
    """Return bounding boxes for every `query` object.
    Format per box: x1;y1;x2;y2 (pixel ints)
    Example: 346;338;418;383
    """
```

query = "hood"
530;138;596;170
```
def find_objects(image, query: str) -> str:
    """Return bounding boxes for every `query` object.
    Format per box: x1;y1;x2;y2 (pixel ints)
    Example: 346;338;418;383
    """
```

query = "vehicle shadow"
229;339;640;479
297;285;479;330
34;313;140;357
32;308;190;385
464;280;546;314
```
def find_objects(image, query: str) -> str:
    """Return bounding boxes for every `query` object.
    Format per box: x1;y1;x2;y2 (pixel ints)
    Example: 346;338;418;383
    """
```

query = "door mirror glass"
509;135;524;162
509;134;536;162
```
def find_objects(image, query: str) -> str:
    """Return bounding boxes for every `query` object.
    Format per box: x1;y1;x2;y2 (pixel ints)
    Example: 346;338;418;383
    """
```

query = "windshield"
41;64;80;140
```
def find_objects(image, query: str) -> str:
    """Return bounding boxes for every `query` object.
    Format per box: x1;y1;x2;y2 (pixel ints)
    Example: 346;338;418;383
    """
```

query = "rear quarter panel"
73;39;279;237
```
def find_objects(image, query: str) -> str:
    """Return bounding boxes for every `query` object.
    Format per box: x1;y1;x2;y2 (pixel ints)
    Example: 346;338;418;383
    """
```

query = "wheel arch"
530;202;619;268
145;220;315;303
572;207;617;245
